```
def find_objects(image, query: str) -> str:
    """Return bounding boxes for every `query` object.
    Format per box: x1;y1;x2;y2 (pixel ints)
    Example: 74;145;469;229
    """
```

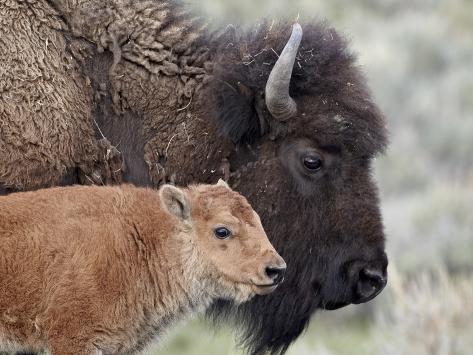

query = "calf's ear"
216;178;230;189
159;185;191;220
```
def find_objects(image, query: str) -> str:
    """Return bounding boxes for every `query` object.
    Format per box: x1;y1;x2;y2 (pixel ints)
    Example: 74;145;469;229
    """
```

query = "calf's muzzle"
260;253;287;286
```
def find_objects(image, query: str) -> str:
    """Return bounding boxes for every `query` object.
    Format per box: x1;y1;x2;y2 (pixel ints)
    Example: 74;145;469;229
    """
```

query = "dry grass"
285;266;473;355
374;266;473;355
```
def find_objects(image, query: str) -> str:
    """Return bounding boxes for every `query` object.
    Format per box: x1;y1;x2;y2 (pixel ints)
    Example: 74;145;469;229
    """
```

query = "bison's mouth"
320;270;388;310
321;286;384;310
321;301;351;310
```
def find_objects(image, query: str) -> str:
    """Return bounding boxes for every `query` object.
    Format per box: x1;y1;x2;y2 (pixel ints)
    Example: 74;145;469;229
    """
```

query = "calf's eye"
303;156;323;172
214;227;232;239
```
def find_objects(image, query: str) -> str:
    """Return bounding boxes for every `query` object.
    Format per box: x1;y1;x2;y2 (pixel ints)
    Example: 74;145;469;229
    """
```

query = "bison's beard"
206;197;325;354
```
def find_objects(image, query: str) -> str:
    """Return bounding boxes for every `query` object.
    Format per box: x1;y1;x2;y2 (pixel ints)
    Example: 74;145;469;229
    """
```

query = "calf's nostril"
265;266;286;285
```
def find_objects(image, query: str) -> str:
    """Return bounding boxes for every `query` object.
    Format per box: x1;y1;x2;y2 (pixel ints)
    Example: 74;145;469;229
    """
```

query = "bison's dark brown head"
205;20;388;354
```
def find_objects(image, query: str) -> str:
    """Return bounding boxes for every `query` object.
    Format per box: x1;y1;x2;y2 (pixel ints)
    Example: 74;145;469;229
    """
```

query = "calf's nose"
265;263;286;285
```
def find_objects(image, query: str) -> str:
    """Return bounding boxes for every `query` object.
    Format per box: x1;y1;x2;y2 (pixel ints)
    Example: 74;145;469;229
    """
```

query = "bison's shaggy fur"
0;1;123;191
0;1;388;354
0;182;283;354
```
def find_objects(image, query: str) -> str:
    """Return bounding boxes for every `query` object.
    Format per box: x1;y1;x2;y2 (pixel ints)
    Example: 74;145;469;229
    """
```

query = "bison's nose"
265;265;286;285
354;267;387;303
349;255;387;304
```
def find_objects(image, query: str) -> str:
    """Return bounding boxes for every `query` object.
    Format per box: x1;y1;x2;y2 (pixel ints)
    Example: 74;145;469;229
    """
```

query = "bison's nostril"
265;266;286;285
355;267;387;303
361;268;385;284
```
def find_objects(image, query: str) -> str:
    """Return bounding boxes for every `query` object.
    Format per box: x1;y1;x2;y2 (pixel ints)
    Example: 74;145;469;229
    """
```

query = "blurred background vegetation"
149;0;473;354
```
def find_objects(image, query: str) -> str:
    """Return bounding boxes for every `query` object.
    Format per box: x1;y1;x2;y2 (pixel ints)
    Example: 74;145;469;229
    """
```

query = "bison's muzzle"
324;252;388;310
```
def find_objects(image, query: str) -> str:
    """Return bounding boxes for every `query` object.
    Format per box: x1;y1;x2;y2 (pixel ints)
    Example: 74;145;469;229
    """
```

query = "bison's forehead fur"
208;20;388;157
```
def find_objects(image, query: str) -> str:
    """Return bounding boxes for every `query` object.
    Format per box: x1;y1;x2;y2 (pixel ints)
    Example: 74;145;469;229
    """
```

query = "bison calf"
0;180;285;354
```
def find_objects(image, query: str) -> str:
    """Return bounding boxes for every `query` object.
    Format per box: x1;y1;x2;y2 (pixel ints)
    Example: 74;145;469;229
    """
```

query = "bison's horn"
265;23;303;121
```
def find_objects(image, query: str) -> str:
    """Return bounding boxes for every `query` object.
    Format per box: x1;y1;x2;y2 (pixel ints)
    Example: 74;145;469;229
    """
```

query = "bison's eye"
214;227;232;239
303;156;323;172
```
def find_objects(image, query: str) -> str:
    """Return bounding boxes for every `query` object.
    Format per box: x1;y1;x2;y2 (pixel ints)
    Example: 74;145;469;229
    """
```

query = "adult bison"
0;0;388;354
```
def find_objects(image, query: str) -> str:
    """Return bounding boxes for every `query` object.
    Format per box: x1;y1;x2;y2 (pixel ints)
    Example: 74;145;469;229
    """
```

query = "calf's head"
159;180;285;303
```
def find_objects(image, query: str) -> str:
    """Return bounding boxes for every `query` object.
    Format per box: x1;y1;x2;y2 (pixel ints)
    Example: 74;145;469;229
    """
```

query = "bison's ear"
159;185;191;221
210;80;266;144
216;178;230;189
